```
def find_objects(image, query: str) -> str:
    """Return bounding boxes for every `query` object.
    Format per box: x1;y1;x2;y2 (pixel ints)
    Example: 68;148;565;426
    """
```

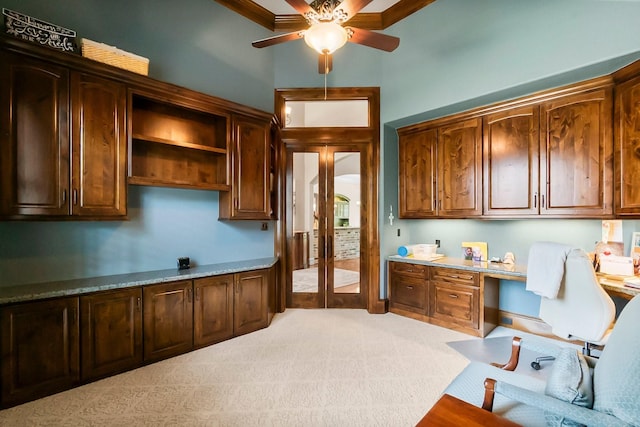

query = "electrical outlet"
261;222;268;231
397;228;401;237
435;239;440;247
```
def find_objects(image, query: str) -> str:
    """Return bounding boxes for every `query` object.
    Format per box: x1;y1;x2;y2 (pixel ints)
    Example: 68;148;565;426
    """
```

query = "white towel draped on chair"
525;242;573;299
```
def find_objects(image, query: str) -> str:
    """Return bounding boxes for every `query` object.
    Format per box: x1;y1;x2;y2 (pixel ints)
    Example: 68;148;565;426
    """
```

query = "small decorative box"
2;8;77;53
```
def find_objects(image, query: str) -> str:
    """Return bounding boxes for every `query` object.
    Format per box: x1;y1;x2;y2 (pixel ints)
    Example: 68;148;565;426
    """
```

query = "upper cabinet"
437;118;483;217
483;106;540;217
400;79;616;219
614;70;640;216
219;113;273;220
398;128;436;218
539;89;613;217
0;51;126;218
398;118;482;218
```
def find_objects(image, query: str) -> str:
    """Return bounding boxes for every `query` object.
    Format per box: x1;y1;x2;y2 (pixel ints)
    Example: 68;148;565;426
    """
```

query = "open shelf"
129;94;229;189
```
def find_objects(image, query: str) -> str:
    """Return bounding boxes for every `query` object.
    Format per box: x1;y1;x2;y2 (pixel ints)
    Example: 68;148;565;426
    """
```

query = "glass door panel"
332;152;361;295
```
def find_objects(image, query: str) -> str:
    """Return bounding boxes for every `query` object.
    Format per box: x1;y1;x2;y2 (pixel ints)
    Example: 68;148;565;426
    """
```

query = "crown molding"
215;0;435;31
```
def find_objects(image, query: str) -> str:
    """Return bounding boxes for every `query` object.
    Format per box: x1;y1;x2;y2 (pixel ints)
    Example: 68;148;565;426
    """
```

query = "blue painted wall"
0;0;276;287
1;0;639;320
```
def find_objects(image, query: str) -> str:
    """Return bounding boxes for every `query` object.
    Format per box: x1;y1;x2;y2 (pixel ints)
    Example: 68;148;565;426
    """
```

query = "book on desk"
624;276;640;289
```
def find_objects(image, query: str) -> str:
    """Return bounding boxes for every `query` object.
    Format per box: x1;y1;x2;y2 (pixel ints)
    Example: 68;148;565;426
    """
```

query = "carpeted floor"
0;309;473;426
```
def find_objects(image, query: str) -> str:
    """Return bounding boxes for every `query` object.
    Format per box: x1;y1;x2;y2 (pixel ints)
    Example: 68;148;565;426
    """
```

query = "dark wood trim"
216;0;435;31
274;87;381;313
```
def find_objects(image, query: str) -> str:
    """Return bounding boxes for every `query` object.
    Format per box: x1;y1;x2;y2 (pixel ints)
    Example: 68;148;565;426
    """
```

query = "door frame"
273;87;382;313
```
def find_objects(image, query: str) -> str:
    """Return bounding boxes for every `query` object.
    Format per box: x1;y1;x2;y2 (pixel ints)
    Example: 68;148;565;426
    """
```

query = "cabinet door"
398;128;437;218
1;298;79;408
540;89;613;216
614;75;640;215
194;275;234;347
71;73;127;216
0;52;70;217
234;269;269;336
220;114;271;219
437;118;482;217
429;268;479;331
143;280;193;362
80;288;142;381
483;106;540;216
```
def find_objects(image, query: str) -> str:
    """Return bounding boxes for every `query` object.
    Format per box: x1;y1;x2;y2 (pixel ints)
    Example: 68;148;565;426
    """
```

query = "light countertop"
0;257;278;305
388;255;527;279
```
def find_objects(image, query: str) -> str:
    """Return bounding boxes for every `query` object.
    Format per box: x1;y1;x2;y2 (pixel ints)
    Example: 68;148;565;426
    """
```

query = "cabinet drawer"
390;276;428;314
390;261;428;278
430;267;478;287
429;281;479;330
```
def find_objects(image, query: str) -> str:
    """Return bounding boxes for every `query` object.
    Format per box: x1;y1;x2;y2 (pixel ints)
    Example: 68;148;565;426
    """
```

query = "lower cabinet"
0;298;79;407
194;274;234;347
234;269;269;336
80;288;143;381
143;280;194;363
389;261;429;315
0;265;275;408
388;261;498;337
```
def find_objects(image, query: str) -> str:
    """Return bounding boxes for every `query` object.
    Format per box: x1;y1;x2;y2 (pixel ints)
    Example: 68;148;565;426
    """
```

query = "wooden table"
416;394;521;427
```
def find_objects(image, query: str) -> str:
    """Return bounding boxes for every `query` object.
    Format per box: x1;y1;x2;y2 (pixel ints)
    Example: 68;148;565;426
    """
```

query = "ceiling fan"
251;0;400;74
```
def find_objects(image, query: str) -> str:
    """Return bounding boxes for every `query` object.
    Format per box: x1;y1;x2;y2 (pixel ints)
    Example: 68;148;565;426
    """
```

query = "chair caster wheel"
531;361;541;370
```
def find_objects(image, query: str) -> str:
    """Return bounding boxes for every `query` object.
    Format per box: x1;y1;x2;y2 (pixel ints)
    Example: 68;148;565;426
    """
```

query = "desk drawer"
390;261;428;278
390;275;428;314
430;267;478;287
429;281;479;330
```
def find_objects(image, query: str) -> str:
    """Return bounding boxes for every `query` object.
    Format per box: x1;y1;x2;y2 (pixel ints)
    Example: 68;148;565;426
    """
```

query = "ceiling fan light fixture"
304;22;348;54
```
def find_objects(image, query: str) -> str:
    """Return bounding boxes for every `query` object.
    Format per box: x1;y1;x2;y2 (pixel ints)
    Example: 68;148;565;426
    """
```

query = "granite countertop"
387;255;527;279
0;257;278;305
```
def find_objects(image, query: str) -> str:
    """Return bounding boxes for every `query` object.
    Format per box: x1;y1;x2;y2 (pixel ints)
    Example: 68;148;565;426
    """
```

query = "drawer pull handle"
448;294;459;299
450;275;459;279
406;286;414;290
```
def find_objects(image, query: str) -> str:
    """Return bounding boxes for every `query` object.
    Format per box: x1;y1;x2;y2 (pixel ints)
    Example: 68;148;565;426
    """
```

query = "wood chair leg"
482;378;497;411
490;337;521;371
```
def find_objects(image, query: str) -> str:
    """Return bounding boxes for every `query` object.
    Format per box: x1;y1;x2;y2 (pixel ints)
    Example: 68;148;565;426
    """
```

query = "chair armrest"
483;378;632;427
490;337;521;371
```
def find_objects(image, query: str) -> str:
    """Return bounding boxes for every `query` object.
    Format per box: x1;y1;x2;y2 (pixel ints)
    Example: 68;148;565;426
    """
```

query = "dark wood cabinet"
80;288;142;381
128;91;229;190
0;51;127;218
143;280;194;362
234;269;269;336
429;267;480;333
194;275;234;347
0;52;70;217
1;298;79;408
437;118;483;217
219;114;272;219
388;261;429;315
483;106;540;216
71;73;127;216
539;89;613;217
614;74;640;216
398;128;436;218
398;118;481;218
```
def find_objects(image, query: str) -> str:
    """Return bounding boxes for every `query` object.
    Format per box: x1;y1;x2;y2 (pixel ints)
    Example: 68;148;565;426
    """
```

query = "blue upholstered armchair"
444;295;640;426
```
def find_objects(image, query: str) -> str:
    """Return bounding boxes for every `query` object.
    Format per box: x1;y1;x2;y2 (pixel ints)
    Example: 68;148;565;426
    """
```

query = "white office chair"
527;244;616;368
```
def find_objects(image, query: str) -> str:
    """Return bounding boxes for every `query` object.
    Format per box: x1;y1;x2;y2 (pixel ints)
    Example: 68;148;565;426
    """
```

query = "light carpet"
0;309;472;427
292;268;360;293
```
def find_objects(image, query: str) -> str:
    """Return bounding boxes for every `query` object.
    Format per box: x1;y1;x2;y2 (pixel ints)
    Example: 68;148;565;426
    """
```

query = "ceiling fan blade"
318;52;333;74
347;27;400;52
336;0;374;22
252;31;303;48
285;0;316;16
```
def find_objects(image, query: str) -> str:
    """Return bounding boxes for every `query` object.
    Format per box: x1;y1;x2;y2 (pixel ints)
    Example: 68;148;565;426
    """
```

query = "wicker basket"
81;38;148;75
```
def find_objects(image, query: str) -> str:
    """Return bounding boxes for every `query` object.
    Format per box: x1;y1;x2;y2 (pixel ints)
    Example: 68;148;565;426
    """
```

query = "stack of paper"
623;276;640;289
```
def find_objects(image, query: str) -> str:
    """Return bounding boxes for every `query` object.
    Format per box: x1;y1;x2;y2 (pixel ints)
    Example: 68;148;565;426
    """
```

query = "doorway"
288;144;366;308
274;87;382;313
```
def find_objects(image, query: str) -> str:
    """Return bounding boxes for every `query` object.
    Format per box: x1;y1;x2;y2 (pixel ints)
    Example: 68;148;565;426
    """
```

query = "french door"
286;143;367;309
